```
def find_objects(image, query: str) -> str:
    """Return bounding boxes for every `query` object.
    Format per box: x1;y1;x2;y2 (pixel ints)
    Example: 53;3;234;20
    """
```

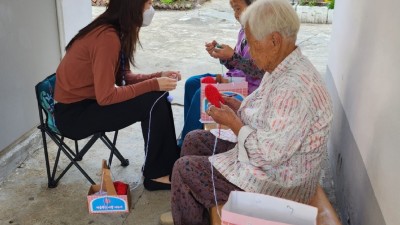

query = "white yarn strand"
144;92;168;168
130;92;168;191
211;134;221;219
99;170;105;195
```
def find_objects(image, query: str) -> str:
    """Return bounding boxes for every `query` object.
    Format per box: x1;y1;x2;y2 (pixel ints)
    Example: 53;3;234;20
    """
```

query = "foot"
152;175;171;184
143;175;171;191
160;211;173;225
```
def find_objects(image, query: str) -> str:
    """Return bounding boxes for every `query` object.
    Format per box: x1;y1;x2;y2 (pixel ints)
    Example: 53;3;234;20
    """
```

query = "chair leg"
54;158;95;185
50;143;63;184
113;130;118;146
56;147;96;185
77;134;101;158
39;128;128;187
100;133;129;167
40;126;58;188
74;140;82;161
46;131;96;185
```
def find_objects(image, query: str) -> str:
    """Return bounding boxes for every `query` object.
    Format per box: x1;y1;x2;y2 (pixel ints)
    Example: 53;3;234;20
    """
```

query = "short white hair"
240;0;300;41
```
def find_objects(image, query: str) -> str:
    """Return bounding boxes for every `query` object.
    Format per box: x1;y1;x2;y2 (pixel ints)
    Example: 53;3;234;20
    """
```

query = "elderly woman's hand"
205;40;218;57
161;71;181;81
222;95;242;113
211;44;235;60
208;103;244;135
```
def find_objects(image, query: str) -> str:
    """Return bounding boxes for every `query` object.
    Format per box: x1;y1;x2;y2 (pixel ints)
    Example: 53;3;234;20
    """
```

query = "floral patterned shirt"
210;48;333;203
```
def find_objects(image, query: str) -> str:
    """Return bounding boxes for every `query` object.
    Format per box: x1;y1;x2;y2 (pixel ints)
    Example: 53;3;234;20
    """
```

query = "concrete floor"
0;0;332;224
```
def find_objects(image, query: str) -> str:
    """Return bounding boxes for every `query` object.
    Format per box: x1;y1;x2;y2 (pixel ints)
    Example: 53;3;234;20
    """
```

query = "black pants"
54;92;179;179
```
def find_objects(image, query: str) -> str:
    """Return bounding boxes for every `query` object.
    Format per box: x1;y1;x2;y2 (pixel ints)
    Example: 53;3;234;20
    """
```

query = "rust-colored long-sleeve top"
55;25;161;106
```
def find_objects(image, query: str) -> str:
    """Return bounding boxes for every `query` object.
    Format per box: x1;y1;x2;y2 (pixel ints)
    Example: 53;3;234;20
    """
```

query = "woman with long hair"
54;0;180;191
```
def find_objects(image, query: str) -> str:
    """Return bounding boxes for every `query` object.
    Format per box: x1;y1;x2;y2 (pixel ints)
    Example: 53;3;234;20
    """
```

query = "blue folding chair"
35;73;129;188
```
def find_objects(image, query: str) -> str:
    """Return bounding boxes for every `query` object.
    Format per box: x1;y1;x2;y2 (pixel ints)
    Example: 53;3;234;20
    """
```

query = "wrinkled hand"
205;40;218;57
161;71;181;81
222;95;242;113
207;103;243;135
211;44;235;60
157;77;177;91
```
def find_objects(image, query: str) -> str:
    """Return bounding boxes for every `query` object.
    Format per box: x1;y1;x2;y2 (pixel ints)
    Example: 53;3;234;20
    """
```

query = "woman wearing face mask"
54;0;180;191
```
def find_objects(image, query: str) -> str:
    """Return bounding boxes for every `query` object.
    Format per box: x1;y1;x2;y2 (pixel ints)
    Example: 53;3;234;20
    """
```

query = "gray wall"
326;69;386;225
0;0;61;151
0;0;91;152
327;0;400;224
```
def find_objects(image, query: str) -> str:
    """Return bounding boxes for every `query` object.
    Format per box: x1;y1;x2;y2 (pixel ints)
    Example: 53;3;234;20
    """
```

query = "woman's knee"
126;91;168;111
185;77;200;92
185;130;207;142
144;92;170;111
172;156;190;181
193;89;201;101
174;157;187;170
181;130;210;156
186;90;201;122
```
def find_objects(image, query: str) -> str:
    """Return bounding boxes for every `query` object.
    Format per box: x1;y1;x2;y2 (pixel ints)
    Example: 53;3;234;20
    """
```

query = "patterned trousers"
171;130;242;225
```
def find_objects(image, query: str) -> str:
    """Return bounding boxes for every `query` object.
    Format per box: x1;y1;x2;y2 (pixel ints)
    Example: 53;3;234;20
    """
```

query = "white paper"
223;191;317;225
210;129;238;143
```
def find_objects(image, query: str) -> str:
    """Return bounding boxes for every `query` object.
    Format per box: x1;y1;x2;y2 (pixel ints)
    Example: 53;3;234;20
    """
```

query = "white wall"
328;0;400;224
0;0;61;151
56;0;92;55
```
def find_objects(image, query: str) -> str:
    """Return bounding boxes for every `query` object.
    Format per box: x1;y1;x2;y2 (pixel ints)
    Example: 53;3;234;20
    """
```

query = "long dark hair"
65;0;148;66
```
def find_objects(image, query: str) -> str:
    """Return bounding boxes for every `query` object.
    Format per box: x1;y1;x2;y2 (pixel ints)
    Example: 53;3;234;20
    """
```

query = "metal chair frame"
35;74;129;188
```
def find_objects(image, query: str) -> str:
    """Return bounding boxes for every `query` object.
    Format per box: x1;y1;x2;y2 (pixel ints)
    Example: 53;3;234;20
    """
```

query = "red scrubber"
201;76;216;84
113;181;128;195
205;84;224;108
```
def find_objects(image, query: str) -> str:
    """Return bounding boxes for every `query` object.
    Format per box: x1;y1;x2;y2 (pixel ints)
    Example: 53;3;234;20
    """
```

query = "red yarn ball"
205;84;224;108
201;76;216;84
113;181;128;195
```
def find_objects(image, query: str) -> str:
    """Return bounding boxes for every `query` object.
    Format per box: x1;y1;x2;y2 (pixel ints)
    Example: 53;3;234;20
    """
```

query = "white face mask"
142;6;155;27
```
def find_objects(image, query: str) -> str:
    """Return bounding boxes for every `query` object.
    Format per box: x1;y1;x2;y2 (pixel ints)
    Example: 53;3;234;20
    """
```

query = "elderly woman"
170;0;333;224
